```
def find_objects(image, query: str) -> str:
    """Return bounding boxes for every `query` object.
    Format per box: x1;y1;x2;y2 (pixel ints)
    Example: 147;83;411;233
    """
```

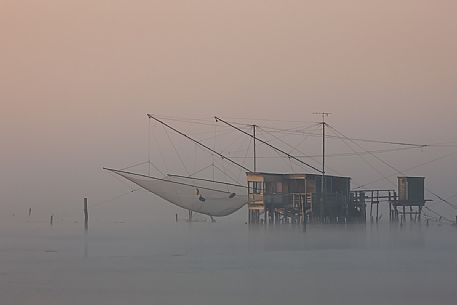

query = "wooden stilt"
84;198;88;231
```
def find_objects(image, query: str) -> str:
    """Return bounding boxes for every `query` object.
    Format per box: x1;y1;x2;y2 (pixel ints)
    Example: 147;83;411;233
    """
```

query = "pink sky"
1;0;456;215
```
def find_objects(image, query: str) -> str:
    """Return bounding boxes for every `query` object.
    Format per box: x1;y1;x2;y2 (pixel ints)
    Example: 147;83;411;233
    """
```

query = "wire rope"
327;124;457;213
162;125;190;176
236;138;252;183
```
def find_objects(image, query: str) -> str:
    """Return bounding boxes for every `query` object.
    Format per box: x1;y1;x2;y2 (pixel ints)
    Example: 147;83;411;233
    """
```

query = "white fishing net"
109;169;248;217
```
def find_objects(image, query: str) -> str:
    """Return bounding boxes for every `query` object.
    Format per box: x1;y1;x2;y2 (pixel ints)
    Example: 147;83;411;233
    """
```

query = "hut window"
248;181;263;194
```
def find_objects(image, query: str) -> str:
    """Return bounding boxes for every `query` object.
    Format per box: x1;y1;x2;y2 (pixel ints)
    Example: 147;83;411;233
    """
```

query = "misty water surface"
1;205;456;305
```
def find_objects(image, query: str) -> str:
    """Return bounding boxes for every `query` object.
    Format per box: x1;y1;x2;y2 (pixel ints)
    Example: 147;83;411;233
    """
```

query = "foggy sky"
1;1;457;218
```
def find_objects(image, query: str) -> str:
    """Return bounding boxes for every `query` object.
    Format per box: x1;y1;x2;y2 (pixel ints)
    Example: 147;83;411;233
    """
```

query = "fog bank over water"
1;1;457;303
1;209;456;305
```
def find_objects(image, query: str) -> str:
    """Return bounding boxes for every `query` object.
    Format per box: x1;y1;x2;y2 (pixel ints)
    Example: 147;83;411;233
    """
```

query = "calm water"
1;209;456;305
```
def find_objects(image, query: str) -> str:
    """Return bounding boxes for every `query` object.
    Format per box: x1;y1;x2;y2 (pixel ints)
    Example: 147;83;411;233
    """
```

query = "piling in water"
84;198;88;231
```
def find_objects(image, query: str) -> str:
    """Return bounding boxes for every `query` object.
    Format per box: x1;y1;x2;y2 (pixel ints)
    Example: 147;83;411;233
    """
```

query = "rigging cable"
227;147;422;159
222;116;316;124
256;125;322;171
424;207;454;223
188;163;216;178
215;116;322;174
104;168;243;194
149;114;251;172
236;138;253;183
213;163;244;185
327;125;395;189
258;128;429;148
150;123;169;174
257;125;349;179
354;149;457;189
327;124;457;213
162;124;190;176
258;128;300;173
91;188;143;209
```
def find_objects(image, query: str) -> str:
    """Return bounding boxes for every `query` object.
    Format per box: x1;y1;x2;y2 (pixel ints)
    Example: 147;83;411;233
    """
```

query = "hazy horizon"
2;2;457;304
2;0;457;220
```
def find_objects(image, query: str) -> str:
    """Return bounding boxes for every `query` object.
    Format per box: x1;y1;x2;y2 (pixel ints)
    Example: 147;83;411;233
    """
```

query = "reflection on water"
0;212;456;305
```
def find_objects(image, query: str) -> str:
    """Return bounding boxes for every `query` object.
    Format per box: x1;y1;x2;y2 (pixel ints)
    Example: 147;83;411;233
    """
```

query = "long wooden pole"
214;116;322;173
147;114;251;172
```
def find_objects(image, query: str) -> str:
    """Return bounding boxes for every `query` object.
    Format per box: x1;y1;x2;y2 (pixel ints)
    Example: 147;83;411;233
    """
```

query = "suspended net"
105;168;249;217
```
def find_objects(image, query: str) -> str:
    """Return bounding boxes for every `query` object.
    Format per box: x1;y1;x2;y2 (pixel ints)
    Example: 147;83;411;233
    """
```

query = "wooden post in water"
84;198;88;231
303;210;307;232
376;191;379;223
50;214;54;226
370;192;373;223
376;202;379;224
388;192;392;222
28;208;32;216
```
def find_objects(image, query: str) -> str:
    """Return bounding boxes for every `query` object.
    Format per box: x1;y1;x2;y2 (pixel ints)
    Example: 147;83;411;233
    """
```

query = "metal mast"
253;124;257;172
313;112;331;220
148;116;151;176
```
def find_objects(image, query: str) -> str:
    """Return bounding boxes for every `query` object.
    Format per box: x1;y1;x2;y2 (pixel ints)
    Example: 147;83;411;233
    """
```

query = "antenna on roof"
253;124;257;172
313;112;331;219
